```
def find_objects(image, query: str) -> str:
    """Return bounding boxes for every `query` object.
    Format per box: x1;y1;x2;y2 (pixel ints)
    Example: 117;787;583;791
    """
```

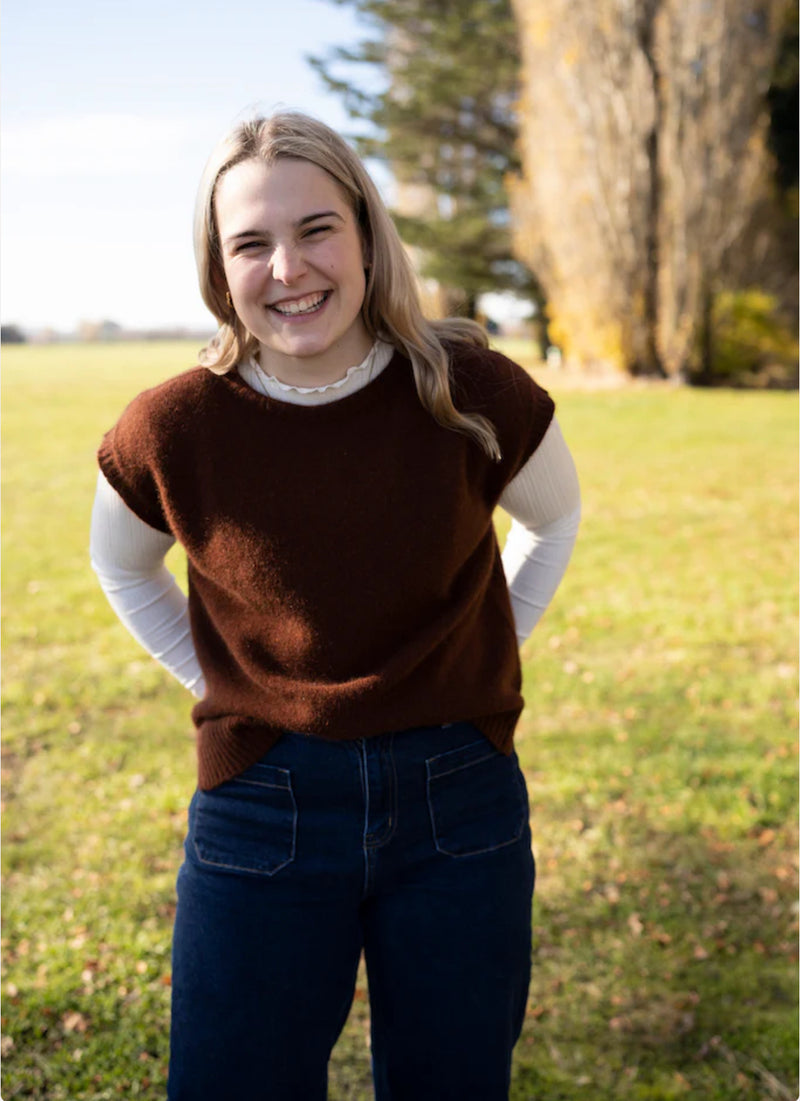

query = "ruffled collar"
239;341;396;406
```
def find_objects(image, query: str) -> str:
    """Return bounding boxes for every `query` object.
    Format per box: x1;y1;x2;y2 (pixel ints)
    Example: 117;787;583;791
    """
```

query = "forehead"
214;157;352;230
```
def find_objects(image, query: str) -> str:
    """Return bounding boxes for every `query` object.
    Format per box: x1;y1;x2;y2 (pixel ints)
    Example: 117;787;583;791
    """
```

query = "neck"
257;333;374;390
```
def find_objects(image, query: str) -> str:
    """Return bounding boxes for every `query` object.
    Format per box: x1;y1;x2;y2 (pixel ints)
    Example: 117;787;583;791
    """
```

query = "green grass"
2;340;797;1099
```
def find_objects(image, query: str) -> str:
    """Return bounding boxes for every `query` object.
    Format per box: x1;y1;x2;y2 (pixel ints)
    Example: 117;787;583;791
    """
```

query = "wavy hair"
193;111;500;460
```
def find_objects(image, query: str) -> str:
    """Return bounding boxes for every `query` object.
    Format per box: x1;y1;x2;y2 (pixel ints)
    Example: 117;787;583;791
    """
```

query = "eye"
303;224;333;238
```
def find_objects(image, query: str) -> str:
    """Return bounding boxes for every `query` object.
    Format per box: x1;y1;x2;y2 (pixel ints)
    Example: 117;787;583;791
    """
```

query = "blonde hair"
193;111;500;460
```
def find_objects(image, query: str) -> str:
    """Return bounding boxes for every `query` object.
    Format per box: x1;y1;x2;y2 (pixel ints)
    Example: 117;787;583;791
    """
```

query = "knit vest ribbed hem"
195;710;521;791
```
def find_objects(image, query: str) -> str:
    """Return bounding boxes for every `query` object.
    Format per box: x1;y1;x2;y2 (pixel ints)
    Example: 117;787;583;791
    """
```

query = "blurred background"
2;0;797;386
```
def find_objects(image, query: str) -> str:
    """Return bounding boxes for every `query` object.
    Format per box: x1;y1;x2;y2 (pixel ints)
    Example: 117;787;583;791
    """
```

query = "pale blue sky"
1;0;381;332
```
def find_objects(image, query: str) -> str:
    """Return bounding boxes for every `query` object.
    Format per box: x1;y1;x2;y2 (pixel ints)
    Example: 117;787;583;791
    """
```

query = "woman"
91;111;580;1100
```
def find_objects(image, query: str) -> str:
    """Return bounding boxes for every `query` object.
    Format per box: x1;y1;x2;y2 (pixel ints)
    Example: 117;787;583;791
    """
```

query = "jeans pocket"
426;738;529;857
191;761;297;877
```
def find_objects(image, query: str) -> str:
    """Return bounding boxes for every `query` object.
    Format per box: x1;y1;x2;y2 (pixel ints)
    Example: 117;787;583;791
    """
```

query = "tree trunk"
510;0;783;378
697;283;715;385
638;4;667;378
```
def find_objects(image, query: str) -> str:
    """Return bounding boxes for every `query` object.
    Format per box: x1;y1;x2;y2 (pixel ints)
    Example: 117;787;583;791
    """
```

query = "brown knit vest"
98;344;554;789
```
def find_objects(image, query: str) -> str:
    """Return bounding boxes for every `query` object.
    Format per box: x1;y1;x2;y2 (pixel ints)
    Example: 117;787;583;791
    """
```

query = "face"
215;157;372;385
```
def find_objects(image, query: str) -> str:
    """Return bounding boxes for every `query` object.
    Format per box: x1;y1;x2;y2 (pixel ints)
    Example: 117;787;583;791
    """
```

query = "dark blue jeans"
167;722;535;1100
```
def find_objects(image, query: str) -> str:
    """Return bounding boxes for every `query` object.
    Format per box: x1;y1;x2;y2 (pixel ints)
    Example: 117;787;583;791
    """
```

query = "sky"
1;0;382;333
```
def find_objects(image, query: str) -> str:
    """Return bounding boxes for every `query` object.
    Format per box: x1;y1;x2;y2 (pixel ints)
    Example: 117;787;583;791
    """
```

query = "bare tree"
510;0;785;376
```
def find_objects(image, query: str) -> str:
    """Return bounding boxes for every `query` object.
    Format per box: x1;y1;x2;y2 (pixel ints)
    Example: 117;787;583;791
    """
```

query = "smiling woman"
215;158;371;387
90;109;581;1101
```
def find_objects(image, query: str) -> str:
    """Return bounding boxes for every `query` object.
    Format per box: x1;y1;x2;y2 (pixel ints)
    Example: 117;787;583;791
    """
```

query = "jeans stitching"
191;777;298;877
425;754;528;858
429;750;497;781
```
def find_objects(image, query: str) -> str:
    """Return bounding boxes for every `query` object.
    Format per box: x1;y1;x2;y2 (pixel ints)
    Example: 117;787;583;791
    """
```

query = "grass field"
2;339;797;1100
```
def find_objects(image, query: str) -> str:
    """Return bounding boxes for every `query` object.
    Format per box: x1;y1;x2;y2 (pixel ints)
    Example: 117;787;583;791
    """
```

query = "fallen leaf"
61;1011;88;1034
628;913;644;937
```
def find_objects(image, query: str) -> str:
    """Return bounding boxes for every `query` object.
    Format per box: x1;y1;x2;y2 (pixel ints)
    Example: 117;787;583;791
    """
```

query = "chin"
281;341;332;360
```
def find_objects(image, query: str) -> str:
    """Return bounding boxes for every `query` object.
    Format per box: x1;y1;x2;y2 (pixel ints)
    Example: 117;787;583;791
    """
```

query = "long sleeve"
90;472;205;697
499;418;581;645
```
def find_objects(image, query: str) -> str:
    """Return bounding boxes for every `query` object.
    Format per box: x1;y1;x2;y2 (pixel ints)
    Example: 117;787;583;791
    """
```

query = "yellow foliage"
703;289;799;379
547;302;626;371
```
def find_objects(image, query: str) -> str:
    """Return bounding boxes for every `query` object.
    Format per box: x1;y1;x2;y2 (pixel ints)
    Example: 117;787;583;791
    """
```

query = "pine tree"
308;0;542;321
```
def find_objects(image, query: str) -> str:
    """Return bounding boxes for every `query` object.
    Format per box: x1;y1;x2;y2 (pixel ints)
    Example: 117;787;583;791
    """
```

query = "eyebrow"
225;210;344;243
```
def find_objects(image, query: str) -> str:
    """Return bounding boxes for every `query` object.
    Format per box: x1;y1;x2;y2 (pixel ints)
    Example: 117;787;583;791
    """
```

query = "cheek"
227;263;267;299
313;246;342;276
319;242;366;290
338;252;369;298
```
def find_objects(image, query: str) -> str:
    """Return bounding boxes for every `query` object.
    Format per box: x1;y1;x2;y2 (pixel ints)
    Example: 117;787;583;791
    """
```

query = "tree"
1;325;26;344
509;0;787;377
309;0;542;320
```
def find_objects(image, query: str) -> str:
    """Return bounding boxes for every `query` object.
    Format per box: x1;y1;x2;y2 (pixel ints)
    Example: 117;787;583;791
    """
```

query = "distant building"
78;319;123;342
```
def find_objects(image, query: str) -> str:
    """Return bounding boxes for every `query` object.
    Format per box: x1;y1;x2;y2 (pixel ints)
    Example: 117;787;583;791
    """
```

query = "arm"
499;418;581;645
89;471;205;697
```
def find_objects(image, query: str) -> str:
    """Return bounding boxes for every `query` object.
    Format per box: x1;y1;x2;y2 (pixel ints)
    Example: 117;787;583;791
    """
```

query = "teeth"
272;292;327;316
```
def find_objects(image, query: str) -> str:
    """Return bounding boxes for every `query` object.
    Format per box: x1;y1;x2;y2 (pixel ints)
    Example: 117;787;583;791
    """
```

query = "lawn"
2;340;797;1099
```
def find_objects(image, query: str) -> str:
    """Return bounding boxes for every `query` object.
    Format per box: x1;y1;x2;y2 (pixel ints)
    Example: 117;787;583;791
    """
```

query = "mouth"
269;291;331;317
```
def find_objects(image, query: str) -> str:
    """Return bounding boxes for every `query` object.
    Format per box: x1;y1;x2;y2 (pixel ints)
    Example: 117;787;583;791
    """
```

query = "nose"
271;242;307;284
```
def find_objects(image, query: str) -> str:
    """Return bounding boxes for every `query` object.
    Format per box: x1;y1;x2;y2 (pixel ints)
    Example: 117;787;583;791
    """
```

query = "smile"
270;291;331;317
